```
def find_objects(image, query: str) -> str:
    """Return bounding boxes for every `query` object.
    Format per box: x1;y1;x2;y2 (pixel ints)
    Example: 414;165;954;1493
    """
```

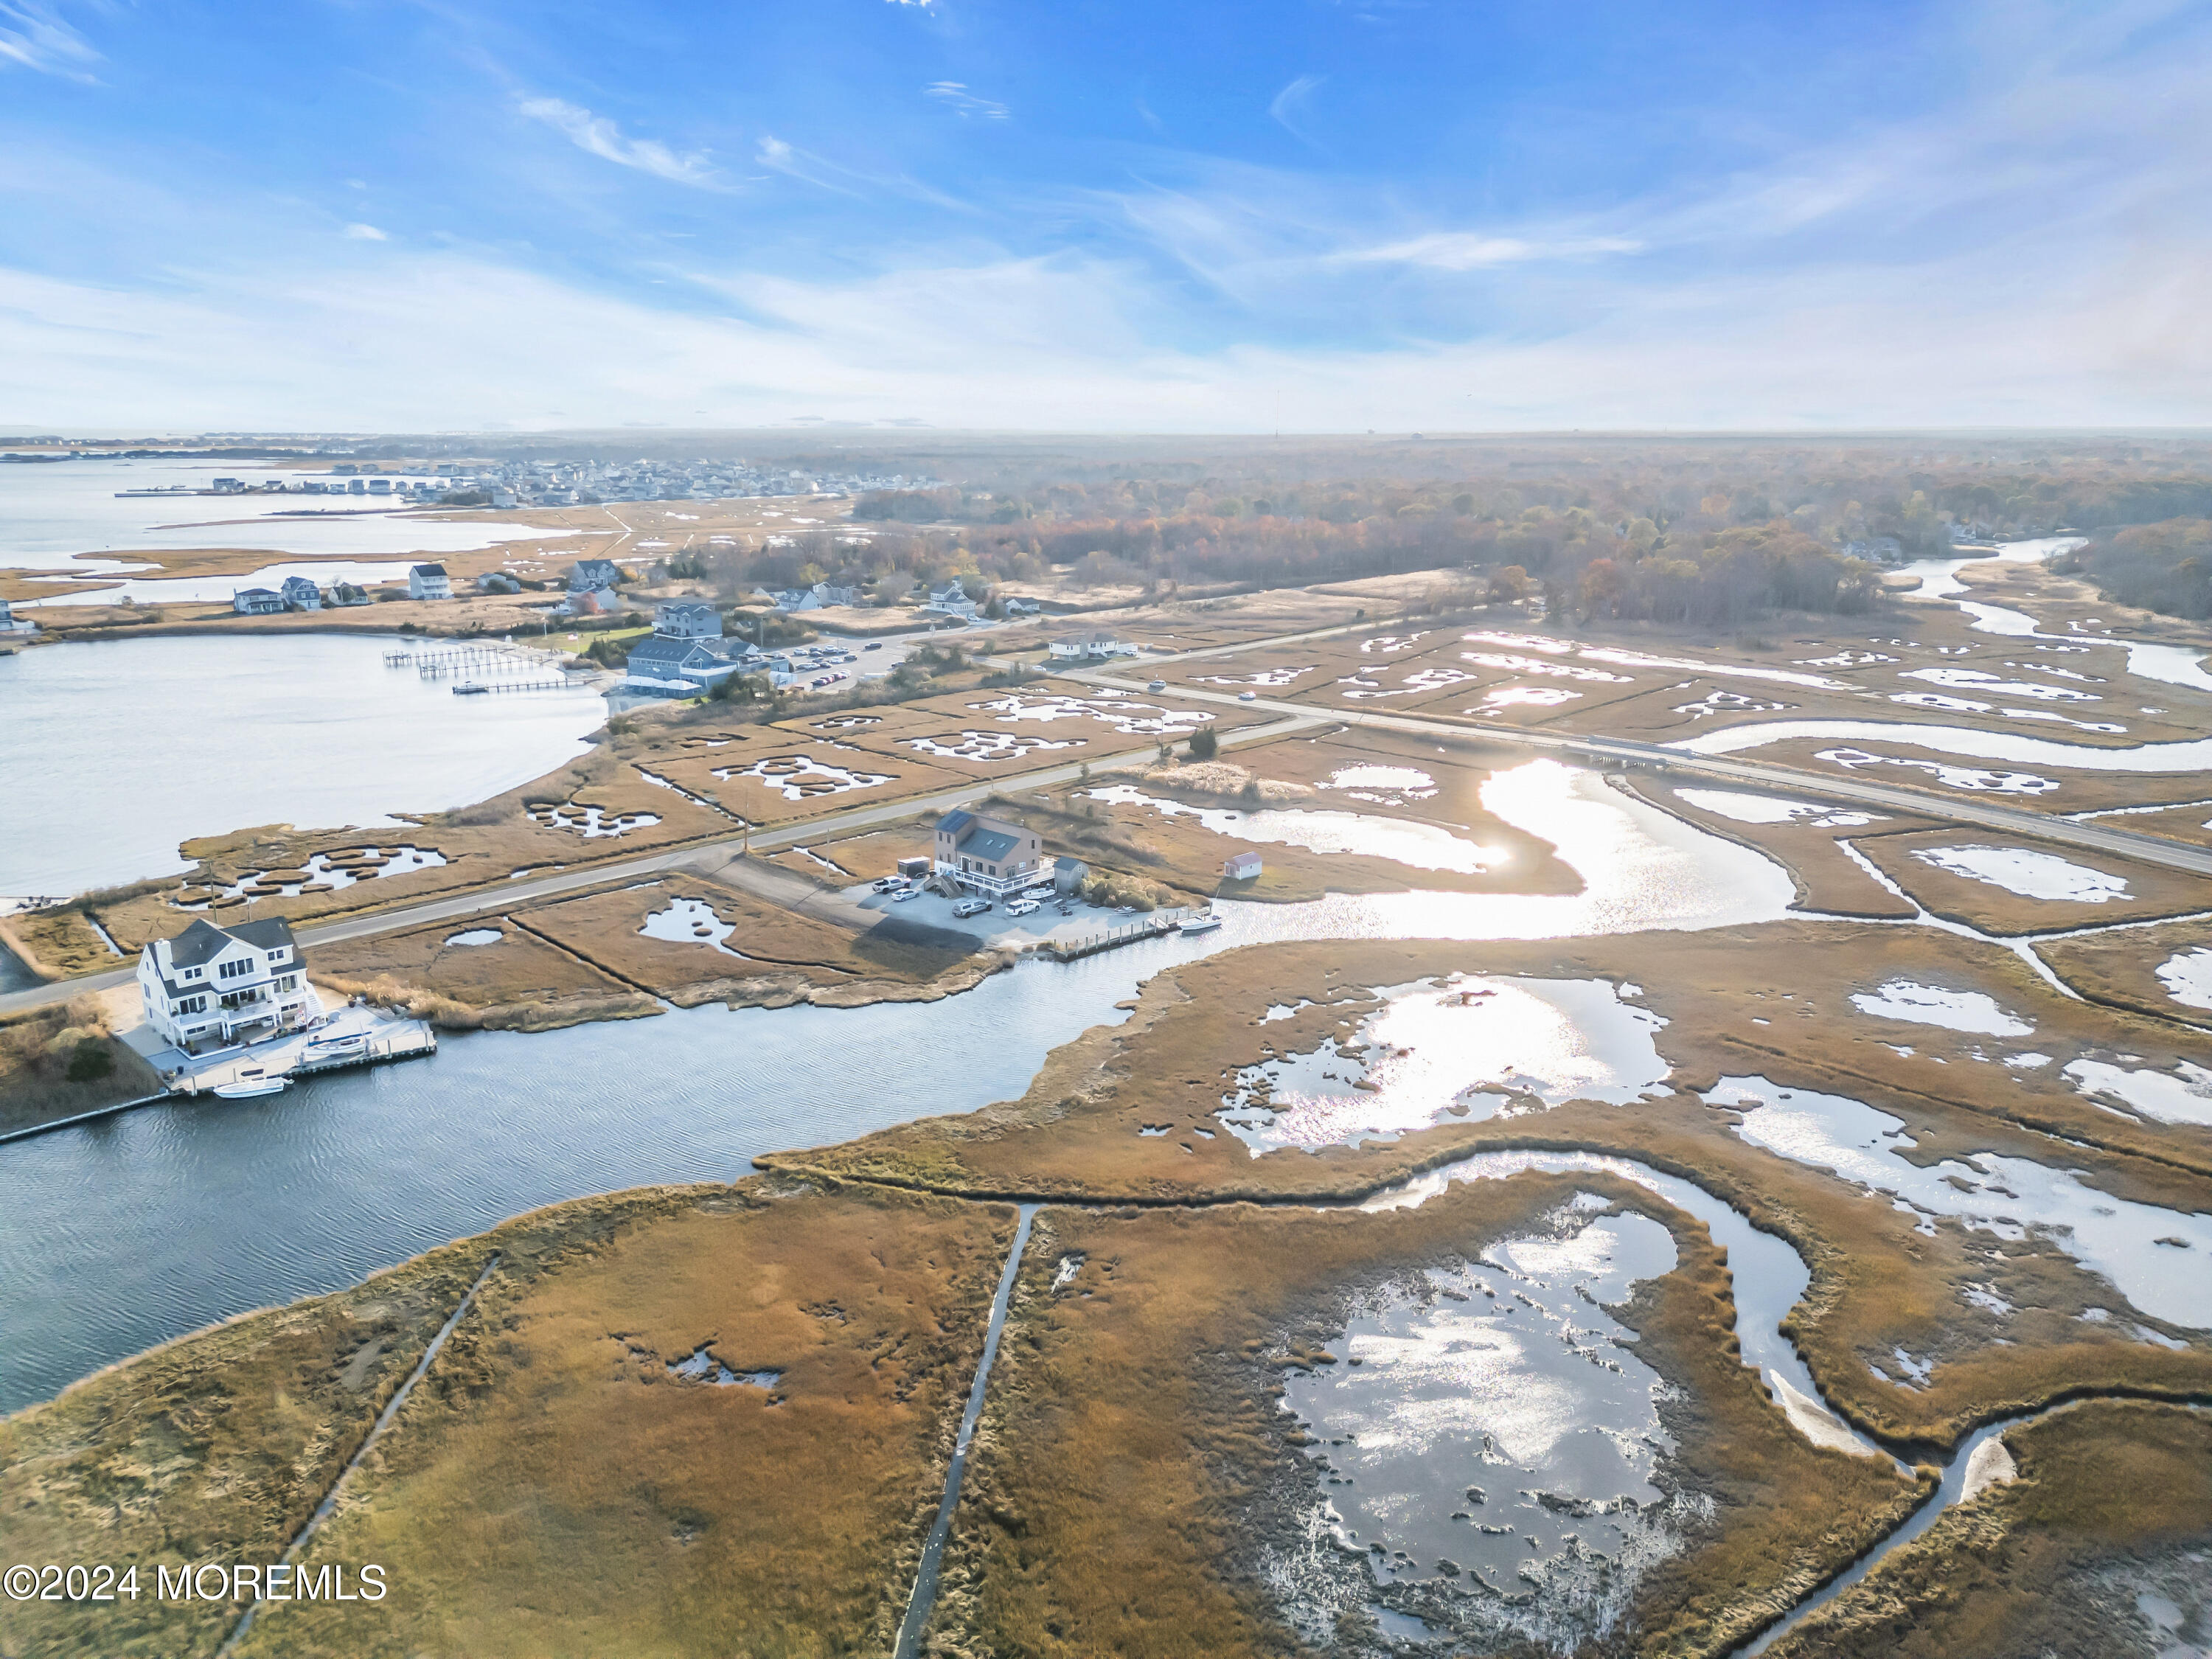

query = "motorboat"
1177;912;1223;935
212;1076;289;1099
453;682;490;695
303;1032;368;1058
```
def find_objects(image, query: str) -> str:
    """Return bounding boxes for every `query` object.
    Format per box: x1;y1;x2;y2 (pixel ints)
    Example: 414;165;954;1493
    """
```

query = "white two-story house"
137;917;321;1051
933;810;1046;898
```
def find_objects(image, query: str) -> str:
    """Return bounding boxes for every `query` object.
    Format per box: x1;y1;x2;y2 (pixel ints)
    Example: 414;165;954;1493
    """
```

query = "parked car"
871;876;906;893
892;886;921;902
1005;898;1040;917
863;641;883;650
952;897;992;918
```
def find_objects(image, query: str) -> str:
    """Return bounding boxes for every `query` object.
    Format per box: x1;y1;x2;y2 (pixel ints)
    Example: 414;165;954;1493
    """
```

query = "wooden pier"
1041;911;1188;962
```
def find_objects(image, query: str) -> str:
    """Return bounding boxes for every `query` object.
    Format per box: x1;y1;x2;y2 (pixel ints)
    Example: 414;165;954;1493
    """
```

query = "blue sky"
1;0;2207;430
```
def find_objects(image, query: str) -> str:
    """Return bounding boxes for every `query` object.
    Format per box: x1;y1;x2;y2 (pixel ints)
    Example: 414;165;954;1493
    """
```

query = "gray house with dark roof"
932;809;1046;897
621;633;756;695
136;916;320;1051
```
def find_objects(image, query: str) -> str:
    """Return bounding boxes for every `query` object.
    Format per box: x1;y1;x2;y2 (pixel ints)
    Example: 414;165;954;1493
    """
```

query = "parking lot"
847;877;1189;948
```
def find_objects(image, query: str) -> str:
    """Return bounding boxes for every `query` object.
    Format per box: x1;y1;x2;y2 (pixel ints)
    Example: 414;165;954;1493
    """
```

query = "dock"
1040;911;1188;961
166;1012;439;1096
385;644;592;695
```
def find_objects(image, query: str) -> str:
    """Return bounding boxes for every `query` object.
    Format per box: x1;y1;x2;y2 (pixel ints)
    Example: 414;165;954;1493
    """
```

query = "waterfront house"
232;588;286;615
0;598;34;636
1004;597;1043;616
568;558;622;592
1223;851;1263;881
1048;630;1138;659
933;809;1046;898
408;563;452;601
478;571;521;595
137;917;321;1051
655;599;723;639
279;575;323;611
621;634;753;695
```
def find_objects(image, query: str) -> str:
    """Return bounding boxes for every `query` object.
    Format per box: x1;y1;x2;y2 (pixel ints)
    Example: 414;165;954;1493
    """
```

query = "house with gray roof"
137;916;320;1051
232;588;286;615
655;599;723;639
568;558;622;592
279;575;323;611
620;633;757;695
932;809;1046;898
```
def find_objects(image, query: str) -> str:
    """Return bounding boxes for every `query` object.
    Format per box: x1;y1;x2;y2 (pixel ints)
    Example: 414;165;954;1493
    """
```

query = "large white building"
408;563;453;601
137;917;321;1051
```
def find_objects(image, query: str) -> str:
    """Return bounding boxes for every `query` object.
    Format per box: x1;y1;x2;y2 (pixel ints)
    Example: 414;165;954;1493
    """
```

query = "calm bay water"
0;634;606;897
0;456;546;571
0;763;1796;1411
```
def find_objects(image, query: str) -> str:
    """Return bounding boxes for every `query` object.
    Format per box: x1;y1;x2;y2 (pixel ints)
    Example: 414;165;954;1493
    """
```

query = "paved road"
13;627;2209;1019
0;709;1320;1018
1062;664;2212;879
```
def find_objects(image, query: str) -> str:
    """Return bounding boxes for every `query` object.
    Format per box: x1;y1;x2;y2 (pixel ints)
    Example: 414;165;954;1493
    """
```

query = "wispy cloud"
518;97;720;188
0;1;99;79
342;222;388;241
1332;232;1642;270
1267;74;1325;146
924;81;1009;120
755;134;864;196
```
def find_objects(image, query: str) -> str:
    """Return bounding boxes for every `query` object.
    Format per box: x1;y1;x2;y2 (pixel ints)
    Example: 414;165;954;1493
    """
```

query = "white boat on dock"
1178;911;1223;934
212;1076;288;1099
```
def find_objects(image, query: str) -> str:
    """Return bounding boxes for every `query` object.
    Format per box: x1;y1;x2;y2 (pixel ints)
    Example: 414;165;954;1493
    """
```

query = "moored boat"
212;1077;289;1099
1178;911;1222;934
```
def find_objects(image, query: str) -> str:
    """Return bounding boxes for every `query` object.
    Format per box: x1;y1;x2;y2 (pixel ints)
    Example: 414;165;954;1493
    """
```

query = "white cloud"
0;1;98;78
342;223;388;241
518;97;720;188
924;82;1009;120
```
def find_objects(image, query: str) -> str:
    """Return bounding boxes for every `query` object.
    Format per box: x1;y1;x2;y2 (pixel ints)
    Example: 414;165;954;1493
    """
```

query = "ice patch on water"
2062;1059;2212;1127
1088;785;1498;874
1818;748;2058;794
1902;668;2101;703
1711;1074;2212;1327
2154;947;2212;1011
1848;979;2034;1036
1913;844;2130;902
1217;976;1669;1155
639;896;740;956
1272;1208;1693;1650
1673;787;1882;829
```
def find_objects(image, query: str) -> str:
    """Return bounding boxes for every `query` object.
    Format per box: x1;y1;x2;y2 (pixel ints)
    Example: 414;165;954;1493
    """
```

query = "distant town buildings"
137;916;321;1051
933;809;1046;898
408;563;453;601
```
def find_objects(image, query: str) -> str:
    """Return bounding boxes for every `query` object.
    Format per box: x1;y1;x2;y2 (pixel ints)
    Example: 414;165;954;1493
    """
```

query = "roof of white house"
411;562;447;577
